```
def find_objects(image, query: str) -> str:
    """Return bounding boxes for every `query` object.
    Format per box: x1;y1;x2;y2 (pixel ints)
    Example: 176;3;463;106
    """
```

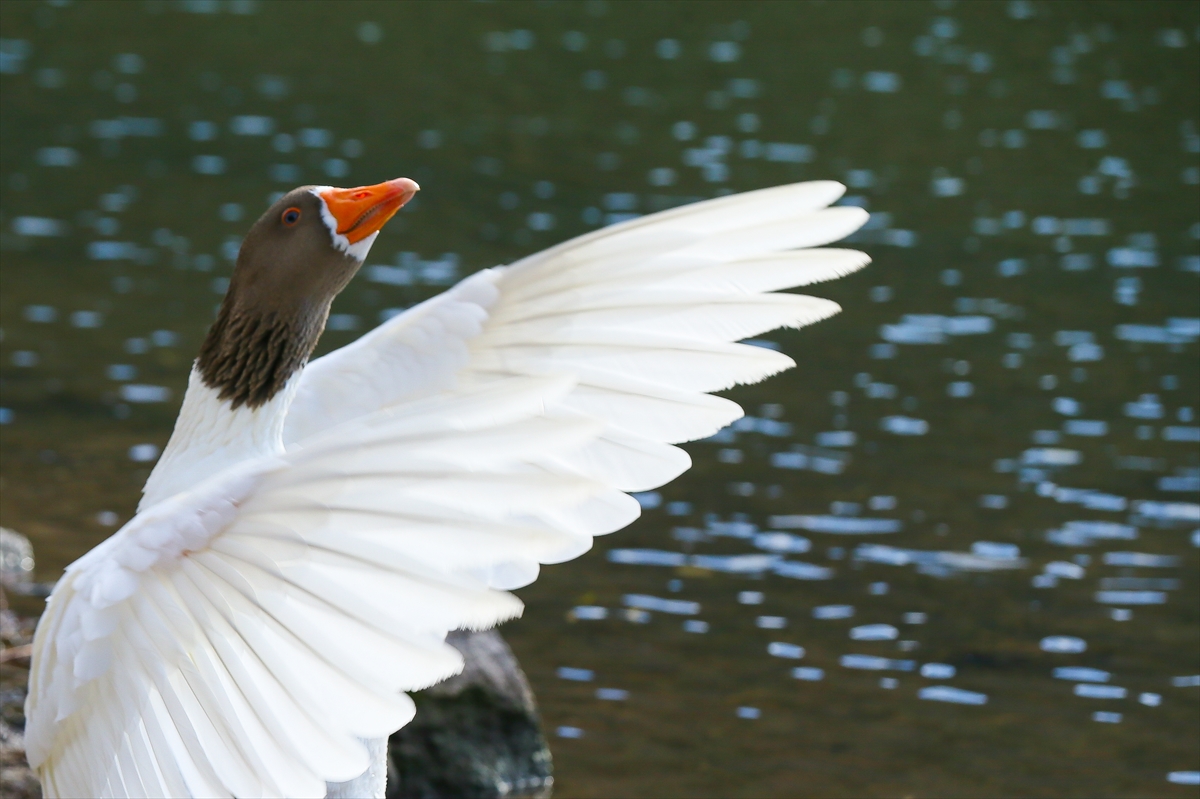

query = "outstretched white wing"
288;180;867;489
26;181;868;798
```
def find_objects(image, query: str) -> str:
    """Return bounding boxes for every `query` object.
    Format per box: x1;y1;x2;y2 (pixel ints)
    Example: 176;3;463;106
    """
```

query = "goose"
24;177;869;798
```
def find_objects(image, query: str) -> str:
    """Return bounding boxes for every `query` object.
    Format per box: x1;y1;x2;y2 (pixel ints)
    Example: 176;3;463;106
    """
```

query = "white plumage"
25;180;868;797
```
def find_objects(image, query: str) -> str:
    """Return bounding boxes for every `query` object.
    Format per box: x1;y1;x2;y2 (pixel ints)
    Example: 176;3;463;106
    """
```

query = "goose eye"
282;207;301;226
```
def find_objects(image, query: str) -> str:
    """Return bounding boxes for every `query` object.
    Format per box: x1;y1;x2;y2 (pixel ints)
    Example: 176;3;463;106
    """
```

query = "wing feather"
154;568;333;787
134;581;313;797
170;562;370;782
540;427;692;492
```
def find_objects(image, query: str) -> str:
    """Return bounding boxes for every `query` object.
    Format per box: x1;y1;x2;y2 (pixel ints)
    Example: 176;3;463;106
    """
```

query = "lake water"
1;1;1198;796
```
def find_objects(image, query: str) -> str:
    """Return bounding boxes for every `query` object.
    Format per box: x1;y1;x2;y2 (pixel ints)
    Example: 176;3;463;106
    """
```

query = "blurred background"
1;1;1198;796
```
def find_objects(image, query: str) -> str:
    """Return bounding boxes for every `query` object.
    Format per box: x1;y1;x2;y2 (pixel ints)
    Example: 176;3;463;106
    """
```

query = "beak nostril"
353;192;371;199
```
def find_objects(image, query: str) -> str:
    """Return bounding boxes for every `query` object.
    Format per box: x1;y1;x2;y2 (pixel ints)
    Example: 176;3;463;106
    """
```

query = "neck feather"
197;301;323;409
139;365;301;510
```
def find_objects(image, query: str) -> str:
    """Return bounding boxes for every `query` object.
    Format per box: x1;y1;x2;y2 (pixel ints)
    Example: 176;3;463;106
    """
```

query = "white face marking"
310;187;378;262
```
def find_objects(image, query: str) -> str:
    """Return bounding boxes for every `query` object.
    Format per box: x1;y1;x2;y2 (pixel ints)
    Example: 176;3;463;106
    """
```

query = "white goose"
25;177;868;798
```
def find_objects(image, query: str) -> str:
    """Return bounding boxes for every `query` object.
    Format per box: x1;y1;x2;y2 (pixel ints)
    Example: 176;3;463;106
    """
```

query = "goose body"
25;178;868;798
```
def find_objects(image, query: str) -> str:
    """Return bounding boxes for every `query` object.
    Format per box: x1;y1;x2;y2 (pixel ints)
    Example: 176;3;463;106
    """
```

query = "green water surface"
1;2;1198;796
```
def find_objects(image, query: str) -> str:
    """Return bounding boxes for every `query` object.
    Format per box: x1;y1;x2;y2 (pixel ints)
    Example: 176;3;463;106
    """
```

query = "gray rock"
387;630;553;799
0;717;40;799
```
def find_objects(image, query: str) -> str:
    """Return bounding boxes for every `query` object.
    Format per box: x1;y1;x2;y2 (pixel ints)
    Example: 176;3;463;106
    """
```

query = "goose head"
196;178;419;409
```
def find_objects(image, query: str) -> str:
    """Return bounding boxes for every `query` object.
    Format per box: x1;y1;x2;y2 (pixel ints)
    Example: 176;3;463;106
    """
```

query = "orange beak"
318;177;420;244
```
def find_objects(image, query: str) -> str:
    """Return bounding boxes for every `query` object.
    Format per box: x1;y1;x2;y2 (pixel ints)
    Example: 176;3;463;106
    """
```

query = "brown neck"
196;301;327;409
